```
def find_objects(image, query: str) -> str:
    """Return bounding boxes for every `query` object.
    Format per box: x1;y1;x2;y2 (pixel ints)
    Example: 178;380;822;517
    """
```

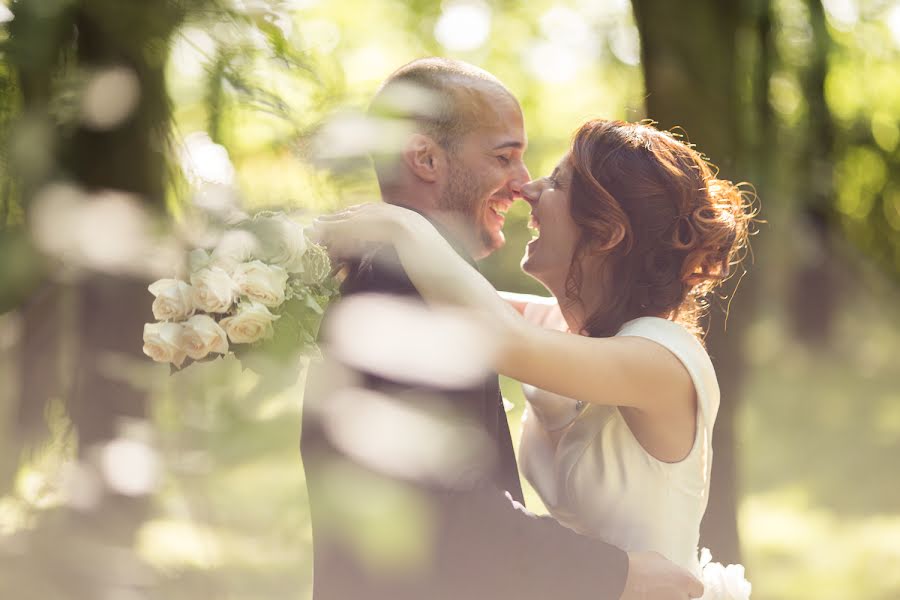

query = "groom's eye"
496;155;511;166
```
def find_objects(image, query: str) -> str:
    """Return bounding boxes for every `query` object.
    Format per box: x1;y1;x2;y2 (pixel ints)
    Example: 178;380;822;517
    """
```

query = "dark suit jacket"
301;234;628;600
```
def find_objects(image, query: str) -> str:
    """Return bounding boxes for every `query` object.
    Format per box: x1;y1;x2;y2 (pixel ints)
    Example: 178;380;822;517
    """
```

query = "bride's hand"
621;551;704;600
311;203;422;259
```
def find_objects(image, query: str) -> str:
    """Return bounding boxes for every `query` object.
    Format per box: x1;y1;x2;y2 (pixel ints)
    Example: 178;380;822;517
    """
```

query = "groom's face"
439;89;529;259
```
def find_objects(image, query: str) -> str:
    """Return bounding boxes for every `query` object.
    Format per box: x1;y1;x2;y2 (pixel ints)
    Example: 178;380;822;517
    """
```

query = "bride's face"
520;155;582;291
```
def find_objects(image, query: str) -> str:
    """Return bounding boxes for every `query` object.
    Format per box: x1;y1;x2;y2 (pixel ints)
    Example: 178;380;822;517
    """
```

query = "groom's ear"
403;134;444;183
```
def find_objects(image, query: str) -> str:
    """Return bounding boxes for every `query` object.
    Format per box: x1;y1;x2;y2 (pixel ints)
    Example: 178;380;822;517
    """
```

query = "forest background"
1;0;899;599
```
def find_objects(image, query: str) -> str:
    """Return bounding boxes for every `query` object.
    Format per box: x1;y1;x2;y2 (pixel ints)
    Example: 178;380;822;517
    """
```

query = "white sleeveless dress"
518;310;720;575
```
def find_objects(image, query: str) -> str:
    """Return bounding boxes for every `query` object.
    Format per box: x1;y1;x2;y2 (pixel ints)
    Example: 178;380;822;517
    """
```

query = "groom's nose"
509;161;531;198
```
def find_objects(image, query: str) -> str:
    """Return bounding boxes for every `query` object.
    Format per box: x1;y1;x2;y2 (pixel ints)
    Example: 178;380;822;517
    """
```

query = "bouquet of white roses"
142;211;337;374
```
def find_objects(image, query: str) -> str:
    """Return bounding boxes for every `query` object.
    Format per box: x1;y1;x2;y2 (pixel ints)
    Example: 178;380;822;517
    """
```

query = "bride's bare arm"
315;204;690;414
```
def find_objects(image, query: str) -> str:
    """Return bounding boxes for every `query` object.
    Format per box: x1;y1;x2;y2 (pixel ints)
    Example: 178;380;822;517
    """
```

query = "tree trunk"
7;2;183;594
788;0;839;344
632;0;771;565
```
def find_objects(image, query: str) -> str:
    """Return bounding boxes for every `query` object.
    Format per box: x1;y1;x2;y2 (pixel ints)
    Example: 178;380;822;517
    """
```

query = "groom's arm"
447;488;704;600
315;250;700;600
442;485;630;600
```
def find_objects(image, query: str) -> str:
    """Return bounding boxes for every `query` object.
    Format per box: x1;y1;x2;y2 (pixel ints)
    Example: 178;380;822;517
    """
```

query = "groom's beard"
439;163;499;256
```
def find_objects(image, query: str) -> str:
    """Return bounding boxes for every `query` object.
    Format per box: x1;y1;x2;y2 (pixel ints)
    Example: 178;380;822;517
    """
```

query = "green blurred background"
1;0;899;599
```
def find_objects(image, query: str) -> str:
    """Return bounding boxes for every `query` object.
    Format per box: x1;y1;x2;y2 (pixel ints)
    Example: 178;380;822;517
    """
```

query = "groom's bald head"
369;58;518;183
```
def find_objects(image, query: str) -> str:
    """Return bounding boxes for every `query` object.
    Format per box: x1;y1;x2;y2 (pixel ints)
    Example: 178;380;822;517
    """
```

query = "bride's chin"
520;251;537;275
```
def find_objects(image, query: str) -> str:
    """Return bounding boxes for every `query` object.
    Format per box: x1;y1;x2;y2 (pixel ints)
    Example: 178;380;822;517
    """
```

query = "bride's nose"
521;179;541;205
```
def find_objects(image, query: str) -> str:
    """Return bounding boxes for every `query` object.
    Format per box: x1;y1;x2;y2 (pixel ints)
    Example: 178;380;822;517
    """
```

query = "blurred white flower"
148;279;194;321
0;5;14;23
219;301;279;344
321;387;492;486
327;294;498;389
188;248;212;273
178;132;235;186
311;110;415;165
245;213;309;273
700;548;752;600
232;260;288;307
30;184;158;275
142;322;186;367
190;267;239;313
180;314;229;360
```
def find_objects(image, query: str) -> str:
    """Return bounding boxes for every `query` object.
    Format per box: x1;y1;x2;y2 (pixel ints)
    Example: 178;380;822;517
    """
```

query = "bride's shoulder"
615;316;719;409
616;317;707;353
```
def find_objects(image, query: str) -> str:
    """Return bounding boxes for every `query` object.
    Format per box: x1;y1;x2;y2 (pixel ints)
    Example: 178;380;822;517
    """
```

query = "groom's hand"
619;551;704;600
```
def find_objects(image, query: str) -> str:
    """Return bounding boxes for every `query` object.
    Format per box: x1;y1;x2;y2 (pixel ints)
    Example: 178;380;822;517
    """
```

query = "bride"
315;119;754;579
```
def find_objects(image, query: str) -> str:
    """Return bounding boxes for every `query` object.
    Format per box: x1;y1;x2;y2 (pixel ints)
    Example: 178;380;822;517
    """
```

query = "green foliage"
232;271;339;391
1;0;899;599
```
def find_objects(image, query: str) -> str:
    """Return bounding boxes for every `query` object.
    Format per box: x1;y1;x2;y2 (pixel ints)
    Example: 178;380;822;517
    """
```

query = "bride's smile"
519;156;588;296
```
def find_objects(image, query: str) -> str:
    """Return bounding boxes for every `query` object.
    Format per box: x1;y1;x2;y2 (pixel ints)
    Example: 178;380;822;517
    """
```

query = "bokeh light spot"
822;0;859;30
888;4;900;48
871;111;899;152
171;28;217;79
100;439;161;497
434;0;492;52
81;67;141;130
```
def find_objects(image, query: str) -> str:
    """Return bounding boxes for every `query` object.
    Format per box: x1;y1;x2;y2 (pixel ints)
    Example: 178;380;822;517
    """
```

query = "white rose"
148;278;194;321
219;301;280;344
210;229;261;274
232;260;288;307
142;322;186;367
191;267;239;313
248;213;308;273
180;314;229;360
188;248;211;273
700;549;751;600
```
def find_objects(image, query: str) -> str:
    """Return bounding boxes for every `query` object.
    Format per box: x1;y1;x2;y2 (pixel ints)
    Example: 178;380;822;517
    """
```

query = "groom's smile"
442;87;529;260
487;196;513;229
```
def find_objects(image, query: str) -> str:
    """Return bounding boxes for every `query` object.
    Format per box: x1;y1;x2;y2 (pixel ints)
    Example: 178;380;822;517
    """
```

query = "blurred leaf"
0;228;46;313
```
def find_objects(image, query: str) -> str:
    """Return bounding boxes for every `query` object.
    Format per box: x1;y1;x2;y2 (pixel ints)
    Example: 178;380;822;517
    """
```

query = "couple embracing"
302;57;753;600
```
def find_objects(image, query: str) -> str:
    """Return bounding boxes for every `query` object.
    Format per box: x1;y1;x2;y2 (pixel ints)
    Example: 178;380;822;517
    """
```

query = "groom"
301;58;703;600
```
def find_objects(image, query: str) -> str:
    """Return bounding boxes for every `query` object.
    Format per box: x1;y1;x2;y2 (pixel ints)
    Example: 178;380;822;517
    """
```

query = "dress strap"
615;317;720;430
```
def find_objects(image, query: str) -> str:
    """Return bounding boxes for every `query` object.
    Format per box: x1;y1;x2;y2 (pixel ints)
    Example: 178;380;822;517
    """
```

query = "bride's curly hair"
565;119;758;339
